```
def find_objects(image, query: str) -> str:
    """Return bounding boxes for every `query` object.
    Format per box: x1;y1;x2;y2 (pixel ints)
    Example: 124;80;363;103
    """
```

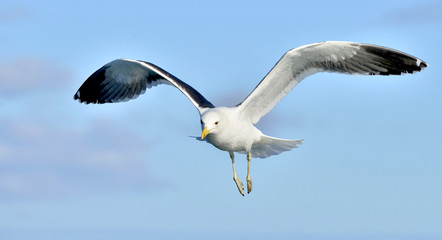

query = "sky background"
1;0;441;239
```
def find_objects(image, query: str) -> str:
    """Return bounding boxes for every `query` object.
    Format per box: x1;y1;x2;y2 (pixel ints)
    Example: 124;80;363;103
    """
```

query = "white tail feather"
251;135;303;158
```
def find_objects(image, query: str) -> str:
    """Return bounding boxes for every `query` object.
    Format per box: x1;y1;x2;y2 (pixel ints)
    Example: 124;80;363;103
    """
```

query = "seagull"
74;41;427;196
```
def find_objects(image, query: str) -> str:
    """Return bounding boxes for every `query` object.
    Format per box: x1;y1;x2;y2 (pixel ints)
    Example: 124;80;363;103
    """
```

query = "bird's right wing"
74;59;215;114
236;41;428;124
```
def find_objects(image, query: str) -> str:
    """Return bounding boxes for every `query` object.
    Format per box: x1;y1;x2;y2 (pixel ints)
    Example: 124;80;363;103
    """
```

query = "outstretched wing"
74;59;215;113
236;41;428;124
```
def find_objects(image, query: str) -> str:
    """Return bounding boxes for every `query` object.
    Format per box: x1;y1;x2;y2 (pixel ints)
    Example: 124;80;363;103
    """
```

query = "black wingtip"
73;91;81;102
73;90;101;104
73;65;110;104
417;59;428;70
360;44;428;75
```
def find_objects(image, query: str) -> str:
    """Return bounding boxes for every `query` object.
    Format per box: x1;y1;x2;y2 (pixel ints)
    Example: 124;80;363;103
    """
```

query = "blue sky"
1;0;441;239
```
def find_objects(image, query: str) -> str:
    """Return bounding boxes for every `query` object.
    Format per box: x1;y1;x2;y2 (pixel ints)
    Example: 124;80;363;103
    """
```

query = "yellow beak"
201;126;211;140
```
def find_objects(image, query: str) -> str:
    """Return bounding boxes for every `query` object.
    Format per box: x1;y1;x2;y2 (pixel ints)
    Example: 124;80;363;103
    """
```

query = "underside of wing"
251;135;303;158
74;59;215;113
236;41;428;124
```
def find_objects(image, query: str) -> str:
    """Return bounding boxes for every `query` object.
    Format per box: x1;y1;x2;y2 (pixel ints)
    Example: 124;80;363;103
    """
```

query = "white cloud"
380;1;442;26
0;54;167;201
0;58;72;97
0;6;28;22
0;117;159;201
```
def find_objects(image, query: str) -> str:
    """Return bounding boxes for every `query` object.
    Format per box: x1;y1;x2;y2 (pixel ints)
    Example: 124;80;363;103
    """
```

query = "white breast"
205;107;263;153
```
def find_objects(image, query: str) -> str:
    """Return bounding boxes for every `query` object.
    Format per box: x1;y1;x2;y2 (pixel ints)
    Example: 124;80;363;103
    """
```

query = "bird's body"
202;107;259;153
200;107;302;158
74;41;427;196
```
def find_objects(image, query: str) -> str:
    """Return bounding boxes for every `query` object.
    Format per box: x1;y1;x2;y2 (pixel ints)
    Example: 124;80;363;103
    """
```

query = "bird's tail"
251;135;303;159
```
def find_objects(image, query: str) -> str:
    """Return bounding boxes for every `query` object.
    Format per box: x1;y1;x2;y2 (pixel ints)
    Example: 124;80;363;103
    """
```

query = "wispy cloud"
0;53;165;201
378;1;442;26
0;58;71;97
0;117;159;201
0;6;28;22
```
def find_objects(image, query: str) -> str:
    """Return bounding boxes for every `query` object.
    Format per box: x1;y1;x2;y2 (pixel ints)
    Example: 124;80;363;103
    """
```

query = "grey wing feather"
74;59;215;113
236;41;428;123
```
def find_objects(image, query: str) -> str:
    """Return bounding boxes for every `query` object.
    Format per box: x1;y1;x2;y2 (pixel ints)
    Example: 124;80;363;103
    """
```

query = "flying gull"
74;41;427;196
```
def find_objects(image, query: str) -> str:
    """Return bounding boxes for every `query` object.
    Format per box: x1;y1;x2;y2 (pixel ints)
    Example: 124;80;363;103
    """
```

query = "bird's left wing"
235;41;427;124
74;59;215;113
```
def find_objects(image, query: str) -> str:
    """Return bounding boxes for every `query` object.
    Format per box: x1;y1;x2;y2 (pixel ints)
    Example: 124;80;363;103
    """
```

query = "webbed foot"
247;176;253;194
233;175;244;196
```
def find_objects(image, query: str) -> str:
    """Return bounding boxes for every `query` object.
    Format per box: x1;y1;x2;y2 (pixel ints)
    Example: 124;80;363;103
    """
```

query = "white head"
200;109;225;139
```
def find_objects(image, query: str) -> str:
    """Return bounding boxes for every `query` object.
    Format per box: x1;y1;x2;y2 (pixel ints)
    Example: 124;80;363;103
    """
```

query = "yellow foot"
233;175;244;196
247;176;253;194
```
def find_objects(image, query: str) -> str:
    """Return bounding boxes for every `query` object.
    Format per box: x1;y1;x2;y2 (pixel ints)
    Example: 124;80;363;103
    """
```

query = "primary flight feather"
74;41;427;196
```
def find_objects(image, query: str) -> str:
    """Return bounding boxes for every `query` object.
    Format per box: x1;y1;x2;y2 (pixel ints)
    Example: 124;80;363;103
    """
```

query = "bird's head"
200;110;222;140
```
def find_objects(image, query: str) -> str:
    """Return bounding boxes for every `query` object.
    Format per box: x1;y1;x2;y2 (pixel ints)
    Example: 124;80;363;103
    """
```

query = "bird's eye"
200;120;203;124
215;121;219;125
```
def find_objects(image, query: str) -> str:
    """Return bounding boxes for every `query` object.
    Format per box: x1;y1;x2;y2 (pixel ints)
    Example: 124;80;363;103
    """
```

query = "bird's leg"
246;152;253;194
229;151;244;196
